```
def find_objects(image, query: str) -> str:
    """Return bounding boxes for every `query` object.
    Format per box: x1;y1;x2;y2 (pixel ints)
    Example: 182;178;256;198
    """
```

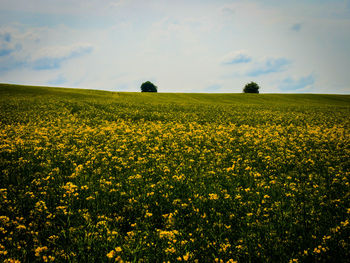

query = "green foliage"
140;81;157;92
243;81;260;93
0;84;350;262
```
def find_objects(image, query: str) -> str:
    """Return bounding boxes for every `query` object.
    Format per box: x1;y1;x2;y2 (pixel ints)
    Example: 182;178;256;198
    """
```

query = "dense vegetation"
140;81;157;93
243;82;260;94
0;83;349;263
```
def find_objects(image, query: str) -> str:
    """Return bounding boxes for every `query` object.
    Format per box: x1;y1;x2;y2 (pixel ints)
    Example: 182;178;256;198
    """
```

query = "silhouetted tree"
140;81;157;92
243;82;260;93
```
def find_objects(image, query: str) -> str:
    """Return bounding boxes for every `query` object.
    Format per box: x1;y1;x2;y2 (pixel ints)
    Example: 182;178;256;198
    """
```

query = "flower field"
0;84;349;262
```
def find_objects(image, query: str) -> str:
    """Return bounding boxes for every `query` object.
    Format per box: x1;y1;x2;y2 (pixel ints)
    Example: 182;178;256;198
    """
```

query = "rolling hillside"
1;83;349;106
1;83;350;262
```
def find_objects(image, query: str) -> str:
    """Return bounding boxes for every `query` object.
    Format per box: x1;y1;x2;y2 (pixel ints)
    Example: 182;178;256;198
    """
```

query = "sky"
0;0;350;93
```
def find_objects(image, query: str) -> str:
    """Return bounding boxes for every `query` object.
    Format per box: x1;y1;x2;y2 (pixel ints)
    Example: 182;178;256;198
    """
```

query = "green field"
0;83;349;262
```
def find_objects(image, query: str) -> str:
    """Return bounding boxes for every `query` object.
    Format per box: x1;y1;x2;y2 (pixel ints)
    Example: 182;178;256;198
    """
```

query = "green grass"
1;83;349;106
0;83;349;263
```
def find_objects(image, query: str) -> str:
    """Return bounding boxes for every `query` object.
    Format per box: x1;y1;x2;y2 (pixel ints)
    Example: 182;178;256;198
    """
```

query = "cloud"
279;75;315;92
0;57;26;72
221;51;252;65
114;83;129;91
0;36;93;72
221;6;235;16
0;0;131;16
204;84;222;93
31;44;93;70
247;58;291;76
0;48;14;57
0;31;21;57
291;23;302;32
0;31;11;42
0;30;24;72
32;58;63;70
32;44;92;59
48;75;67;85
110;0;129;8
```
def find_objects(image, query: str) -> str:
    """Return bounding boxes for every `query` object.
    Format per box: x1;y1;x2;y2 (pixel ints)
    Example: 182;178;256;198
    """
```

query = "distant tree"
140;81;157;92
243;82;260;93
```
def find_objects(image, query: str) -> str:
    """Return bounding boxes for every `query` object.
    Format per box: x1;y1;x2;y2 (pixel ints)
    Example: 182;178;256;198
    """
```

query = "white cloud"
278;75;315;93
221;50;252;65
0;24;94;72
31;44;92;60
109;0;129;8
0;0;131;15
247;57;291;77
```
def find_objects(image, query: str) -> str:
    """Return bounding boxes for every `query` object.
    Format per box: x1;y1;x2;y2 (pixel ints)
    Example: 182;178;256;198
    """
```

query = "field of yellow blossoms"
0;84;349;262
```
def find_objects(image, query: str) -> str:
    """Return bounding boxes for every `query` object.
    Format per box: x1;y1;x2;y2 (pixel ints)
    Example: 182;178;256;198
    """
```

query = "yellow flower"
34;246;48;257
35;201;47;212
3;259;21;263
313;247;321;254
62;182;78;195
341;220;349;227
158;230;179;240
145;212;153;218
106;250;115;259
165;247;176;254
16;225;26;230
209;193;219;200
183;252;190;261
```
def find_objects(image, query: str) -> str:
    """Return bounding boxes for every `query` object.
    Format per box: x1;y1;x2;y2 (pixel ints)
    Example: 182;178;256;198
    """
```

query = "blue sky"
0;0;349;93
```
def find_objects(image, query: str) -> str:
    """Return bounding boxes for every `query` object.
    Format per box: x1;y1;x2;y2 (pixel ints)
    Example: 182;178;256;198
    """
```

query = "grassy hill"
0;83;350;262
1;83;349;126
1;83;350;106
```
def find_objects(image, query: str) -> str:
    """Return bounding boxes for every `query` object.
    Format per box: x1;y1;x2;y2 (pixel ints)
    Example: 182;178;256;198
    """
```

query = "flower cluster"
0;85;349;262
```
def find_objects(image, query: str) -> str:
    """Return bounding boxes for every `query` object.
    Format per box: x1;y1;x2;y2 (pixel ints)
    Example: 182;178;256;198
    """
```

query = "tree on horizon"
140;81;157;92
243;82;260;93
